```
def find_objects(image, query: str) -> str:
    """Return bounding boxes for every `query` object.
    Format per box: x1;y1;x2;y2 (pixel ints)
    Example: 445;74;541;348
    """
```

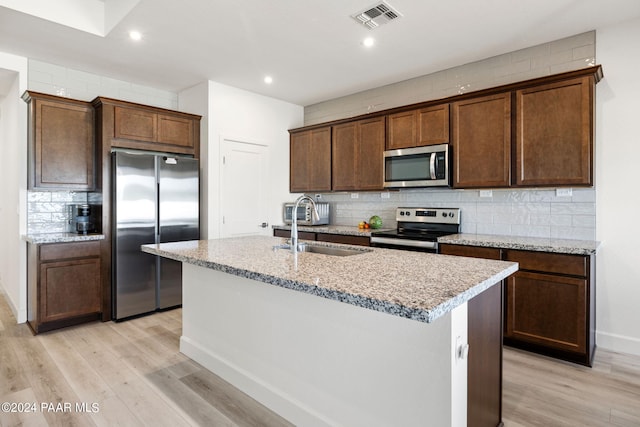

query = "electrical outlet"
556;188;573;197
381;192;390;199
351;193;359;199
479;190;493;198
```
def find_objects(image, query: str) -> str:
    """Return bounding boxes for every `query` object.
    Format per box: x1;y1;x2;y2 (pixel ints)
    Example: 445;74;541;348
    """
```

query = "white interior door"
221;138;270;238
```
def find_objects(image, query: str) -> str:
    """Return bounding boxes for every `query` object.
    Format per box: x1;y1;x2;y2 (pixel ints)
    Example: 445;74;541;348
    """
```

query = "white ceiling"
1;0;639;106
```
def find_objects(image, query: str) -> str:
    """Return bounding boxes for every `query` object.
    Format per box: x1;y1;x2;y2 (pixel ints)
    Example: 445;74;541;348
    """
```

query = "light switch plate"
381;192;390;199
351;193;359;199
479;190;493;198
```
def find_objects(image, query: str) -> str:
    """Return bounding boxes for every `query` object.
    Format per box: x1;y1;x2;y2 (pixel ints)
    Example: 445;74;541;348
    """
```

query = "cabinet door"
31;98;95;190
452;93;511;188
290;128;331;192
157;114;195;149
114;106;157;142
439;244;501;260
39;257;101;323
357;117;385;190
387;110;416;150
417;104;449;146
333;117;385;191
332;122;358;191
515;76;593;186
505;271;587;354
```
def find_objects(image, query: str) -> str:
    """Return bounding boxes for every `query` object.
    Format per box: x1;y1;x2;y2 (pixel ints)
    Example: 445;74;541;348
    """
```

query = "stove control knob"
399;211;404;216
442;212;447;217
405;211;411;216
449;212;454;218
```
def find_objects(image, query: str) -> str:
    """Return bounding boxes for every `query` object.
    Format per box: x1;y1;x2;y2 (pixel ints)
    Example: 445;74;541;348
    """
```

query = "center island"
142;236;518;427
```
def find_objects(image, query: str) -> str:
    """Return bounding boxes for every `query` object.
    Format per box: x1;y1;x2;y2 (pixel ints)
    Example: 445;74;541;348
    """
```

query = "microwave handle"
429;153;436;180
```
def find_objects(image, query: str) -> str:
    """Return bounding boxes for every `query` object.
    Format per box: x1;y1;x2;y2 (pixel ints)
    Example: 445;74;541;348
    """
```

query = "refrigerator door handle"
156;182;161;236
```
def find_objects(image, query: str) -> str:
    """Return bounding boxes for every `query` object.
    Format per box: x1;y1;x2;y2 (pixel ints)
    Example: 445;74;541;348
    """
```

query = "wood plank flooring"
1;292;638;426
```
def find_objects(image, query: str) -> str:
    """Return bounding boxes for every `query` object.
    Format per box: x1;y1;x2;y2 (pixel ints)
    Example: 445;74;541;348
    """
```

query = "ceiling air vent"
351;1;403;29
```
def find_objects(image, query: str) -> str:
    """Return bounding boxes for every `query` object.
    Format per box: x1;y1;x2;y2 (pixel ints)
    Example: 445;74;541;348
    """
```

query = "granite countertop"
272;224;387;237
438;233;600;255
22;233;105;244
142;236;517;323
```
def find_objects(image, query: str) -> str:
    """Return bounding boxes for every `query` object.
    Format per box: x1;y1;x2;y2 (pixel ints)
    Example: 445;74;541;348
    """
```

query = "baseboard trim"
596;331;640;356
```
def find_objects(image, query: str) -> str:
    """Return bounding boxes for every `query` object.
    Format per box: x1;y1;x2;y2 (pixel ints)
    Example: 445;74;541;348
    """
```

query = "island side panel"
180;263;468;427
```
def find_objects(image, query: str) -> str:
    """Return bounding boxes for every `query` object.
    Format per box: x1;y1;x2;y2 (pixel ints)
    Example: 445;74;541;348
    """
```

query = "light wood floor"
1;293;639;427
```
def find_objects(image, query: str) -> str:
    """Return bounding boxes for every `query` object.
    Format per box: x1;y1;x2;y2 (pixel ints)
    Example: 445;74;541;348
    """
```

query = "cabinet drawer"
504;250;587;277
40;241;101;261
439;244;501;260
272;229;316;241
316;233;370;247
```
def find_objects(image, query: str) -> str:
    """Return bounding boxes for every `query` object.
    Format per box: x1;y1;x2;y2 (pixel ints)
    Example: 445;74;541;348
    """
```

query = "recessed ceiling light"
129;30;142;41
264;76;273;84
363;37;375;48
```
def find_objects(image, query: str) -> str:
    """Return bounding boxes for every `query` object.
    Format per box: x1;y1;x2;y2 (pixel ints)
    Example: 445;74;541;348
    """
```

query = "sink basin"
299;244;371;257
273;243;371;257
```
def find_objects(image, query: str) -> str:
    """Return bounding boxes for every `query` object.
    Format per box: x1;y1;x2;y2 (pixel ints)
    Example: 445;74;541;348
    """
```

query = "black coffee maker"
68;204;98;234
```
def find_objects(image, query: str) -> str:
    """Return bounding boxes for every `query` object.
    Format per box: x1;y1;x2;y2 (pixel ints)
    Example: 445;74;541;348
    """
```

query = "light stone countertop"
142;236;518;323
438;233;600;255
272;224;385;237
22;233;105;244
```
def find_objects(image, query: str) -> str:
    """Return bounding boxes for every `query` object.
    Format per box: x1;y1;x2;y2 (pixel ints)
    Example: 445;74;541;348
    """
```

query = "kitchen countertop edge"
142;237;518;323
22;233;106;244
438;233;600;255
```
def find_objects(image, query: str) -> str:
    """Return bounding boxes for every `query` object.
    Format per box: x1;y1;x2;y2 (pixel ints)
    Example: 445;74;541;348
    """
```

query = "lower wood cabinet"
273;229;370;247
439;243;595;367
503;249;594;366
28;241;102;334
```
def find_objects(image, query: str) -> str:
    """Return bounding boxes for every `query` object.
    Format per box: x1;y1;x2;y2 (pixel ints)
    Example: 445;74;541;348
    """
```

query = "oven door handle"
429;153;436;180
370;236;437;250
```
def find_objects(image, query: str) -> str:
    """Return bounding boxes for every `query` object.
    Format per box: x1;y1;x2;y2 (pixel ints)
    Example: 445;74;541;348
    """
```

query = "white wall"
595;17;640;355
178;81;209;238
180;81;303;240
0;52;28;322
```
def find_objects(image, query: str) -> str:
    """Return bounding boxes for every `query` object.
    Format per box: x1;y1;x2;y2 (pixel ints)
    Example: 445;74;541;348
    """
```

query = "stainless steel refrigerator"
112;151;199;320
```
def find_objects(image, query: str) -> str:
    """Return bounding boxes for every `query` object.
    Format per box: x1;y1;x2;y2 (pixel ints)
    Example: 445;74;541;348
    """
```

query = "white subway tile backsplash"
28;59;178;109
321;187;595;240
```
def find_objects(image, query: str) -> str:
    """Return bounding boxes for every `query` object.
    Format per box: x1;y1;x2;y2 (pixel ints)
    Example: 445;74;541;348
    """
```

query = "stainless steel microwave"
383;143;451;188
283;202;330;225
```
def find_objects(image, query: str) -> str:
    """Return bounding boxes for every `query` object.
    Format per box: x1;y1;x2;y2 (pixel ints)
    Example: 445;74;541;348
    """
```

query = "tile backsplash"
27;191;102;234
317;187;596;241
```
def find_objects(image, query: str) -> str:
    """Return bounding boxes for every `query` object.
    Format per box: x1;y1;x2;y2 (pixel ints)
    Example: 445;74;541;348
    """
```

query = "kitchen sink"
273;243;371;257
299;244;371;256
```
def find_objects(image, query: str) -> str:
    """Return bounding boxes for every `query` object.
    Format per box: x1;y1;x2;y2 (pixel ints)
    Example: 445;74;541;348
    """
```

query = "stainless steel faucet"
290;194;320;254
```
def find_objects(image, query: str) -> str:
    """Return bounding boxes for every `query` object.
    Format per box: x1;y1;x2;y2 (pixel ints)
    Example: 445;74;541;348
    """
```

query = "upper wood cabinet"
387;104;449;150
23;91;95;190
332;116;385;191
93;97;201;157
515;76;594;186
290;127;332;192
452;92;511;188
289;66;601;192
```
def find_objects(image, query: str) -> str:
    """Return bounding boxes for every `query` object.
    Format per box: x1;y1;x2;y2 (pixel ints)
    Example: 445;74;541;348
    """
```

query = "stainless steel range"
370;207;460;253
